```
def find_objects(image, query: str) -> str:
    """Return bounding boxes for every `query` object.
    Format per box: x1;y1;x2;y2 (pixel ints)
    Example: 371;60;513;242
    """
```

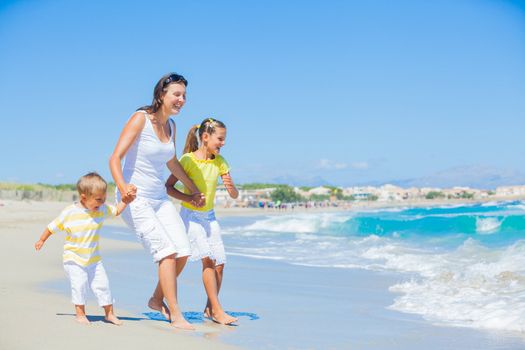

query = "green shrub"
425;191;445;199
271;186;304;203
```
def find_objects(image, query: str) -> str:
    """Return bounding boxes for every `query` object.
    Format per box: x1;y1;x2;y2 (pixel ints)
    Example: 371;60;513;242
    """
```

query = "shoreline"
2;195;523;220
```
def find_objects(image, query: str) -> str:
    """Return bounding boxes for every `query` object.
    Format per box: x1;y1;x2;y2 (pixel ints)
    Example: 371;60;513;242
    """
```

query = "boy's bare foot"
75;315;90;325
211;310;238;325
203;306;211;319
148;297;170;320
105;314;123;326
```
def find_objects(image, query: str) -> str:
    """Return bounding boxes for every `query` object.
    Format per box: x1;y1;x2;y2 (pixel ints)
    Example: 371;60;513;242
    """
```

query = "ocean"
221;200;525;334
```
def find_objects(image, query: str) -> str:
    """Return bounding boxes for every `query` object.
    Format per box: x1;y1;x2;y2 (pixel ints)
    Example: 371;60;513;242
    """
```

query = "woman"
109;73;203;330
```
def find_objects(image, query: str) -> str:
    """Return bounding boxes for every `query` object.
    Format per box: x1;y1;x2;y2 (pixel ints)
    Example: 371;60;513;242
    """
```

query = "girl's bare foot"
75;315;90;325
170;314;195;330
211;310;238;325
203;306;211;319
105;314;123;326
148;297;170;320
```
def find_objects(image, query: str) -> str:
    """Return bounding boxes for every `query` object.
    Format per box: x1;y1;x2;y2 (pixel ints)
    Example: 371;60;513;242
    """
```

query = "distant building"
496;185;525;197
307;186;332;196
215;185;274;208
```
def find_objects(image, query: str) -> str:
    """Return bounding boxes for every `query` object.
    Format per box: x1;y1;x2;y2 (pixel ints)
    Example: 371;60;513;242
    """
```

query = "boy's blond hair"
76;172;107;196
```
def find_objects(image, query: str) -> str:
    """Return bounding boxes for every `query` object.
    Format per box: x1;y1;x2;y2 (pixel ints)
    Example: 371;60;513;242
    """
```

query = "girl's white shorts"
180;207;226;266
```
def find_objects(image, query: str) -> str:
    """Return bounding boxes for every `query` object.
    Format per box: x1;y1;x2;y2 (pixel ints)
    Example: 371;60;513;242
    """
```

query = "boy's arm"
165;174;204;206
114;202;127;216
221;173;239;199
35;228;52;250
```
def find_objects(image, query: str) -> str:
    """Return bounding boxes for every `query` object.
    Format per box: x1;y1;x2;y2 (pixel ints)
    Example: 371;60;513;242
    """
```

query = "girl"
109;73;204;330
165;117;238;325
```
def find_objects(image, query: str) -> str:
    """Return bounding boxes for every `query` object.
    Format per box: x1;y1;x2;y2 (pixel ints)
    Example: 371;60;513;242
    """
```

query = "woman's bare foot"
75;315;90;325
211;310;238;325
105;314;123;326
148;297;170;320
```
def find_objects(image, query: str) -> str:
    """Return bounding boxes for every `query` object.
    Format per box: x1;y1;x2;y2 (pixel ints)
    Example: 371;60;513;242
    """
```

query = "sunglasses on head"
163;74;187;87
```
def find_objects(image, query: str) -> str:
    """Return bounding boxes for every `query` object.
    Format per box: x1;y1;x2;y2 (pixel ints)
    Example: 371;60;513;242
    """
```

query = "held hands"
189;192;206;208
122;184;137;204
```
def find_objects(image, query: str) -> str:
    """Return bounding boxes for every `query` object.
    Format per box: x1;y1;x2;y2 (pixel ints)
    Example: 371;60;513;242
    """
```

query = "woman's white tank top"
121;111;175;200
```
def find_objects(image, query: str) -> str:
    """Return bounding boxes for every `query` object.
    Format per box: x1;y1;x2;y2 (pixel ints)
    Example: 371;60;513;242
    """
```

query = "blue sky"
1;0;524;188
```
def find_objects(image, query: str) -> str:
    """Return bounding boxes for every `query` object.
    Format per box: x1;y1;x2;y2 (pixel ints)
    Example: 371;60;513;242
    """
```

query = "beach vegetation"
0;181;116;194
270;186;305;203
37;183;77;191
367;194;379;201
458;191;474;199
425;191;445;199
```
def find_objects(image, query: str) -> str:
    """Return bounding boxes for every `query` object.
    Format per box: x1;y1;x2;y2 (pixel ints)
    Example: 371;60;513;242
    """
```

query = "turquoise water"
329;201;525;247
221;201;525;333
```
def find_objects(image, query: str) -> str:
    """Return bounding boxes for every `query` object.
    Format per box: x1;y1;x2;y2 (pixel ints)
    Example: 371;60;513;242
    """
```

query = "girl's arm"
109;113;144;202
165;174;205;206
221;173;239;199
35;228;52;250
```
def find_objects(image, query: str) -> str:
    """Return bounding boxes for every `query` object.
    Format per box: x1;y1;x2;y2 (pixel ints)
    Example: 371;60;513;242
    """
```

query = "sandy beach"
0;200;240;350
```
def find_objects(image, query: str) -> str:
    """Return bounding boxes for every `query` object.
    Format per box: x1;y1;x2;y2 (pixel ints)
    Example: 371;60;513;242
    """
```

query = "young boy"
35;172;136;325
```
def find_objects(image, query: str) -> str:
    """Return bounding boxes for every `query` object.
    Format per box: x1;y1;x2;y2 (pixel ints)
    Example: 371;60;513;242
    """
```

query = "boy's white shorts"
180;207;226;266
63;261;113;306
120;197;191;263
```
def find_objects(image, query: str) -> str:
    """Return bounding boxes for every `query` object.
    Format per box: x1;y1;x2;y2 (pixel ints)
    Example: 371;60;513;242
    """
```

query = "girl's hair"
183;117;226;154
137;73;188;113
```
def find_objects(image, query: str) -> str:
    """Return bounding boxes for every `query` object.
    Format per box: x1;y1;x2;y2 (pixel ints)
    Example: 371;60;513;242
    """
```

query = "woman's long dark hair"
137;73;188;113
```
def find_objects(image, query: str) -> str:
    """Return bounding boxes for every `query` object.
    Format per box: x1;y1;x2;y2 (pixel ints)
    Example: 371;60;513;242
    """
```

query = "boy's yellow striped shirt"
47;203;116;267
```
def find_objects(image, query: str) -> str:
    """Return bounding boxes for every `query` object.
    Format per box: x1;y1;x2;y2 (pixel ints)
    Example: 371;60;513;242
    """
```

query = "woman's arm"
221;173;239;199
165;170;205;206
165;174;191;201
109;112;144;202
